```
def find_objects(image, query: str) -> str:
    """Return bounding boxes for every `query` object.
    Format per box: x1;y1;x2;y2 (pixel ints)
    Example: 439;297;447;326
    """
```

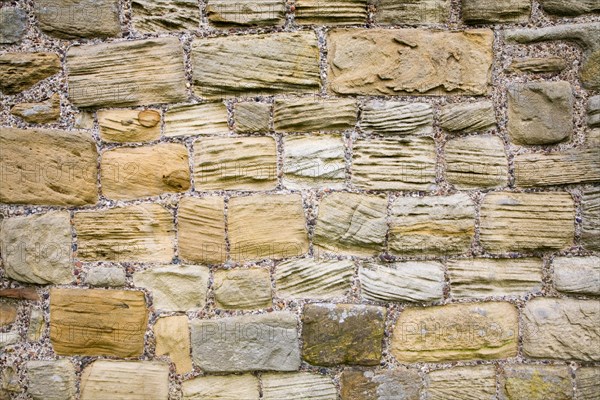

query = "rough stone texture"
0;331;19;349
439;101;496;133
133;264;210;312
340;369;421;400
313;193;387;257
389;194;475;256
539;0;600;16
164;102;229;137
499;365;573;400
553;257;600;295
275;258;354;299
132;0;200;33
229;194;309;262
283;135;345;189
445;135;508;189
391;302;518;362
375;0;449;24
50;288;148;357
0;304;17;328
80;361;169;400
425;365;496;400
507;57;567;74
85;266;126;287
101;143;190;200
274;98;357;132
206;0;285;26
360;101;433;135
302;303;386;366
177;196;226;264
0;53;61;95
192;32;320;98
98;109;161;143
523;298;600;361
234;102;271;133
66;37;187;108
0;7;27;44
588;96;600;127
479;192;575;253
448;258;543;298
328;29;493;96
182;375;259;400
359;261;445;303
0;211;72;285
154;315;192;374
575;367;600;400
295;0;367;25
190;312;301;372
27;308;44;342
73;204;175;262
35;0;121;39
26;360;76;400
581;187;600;251
10;93;60;124
462;0;530;24
194;136;277;190
262;372;337;400
352;137;437;191
0;288;40;301
213;268;272;310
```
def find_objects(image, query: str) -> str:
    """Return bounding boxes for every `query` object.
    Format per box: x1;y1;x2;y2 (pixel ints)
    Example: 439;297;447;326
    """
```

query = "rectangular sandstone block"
295;0;367;25
207;0;285;26
425;365;497;400
576;367;600;400
154;316;192;374
182;375;259;399
340;368;420;400
391;302;518;363
132;0;201;33
328;29;493;96
375;0;450;24
581;187;599;251
360;100;433;135
553;256;600;295
499;365;572;400
213;267;272;310
192;32;320;99
0;127;98;206
462;0;530;24
50;288;148;357
273;97;357;132
234;102;271;133
66;37;187;108
440;101;496;133
262;372;337;400
164;102;229;137
98;109;161;143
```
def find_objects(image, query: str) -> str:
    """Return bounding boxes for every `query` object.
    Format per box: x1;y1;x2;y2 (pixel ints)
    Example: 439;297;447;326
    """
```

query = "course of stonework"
1;0;599;399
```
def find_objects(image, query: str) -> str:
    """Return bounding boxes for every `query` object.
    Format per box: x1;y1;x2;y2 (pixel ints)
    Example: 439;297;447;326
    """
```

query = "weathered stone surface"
262;372;337;400
375;0;449;24
445;135;508;189
553;256;600;295
194;136;277;190
275;258;354;299
0;53;60;95
132;0;200;33
80;361;169;400
0;288;40;301
274;98;357;132
229;194;309;262
314;193;387;257
479;192;575;253
0;304;17;328
207;0;285;26
499;365;572;400
352;137;437;190
178;196;226;264
576;367;600;400
389;194;475;256
539;0;600;16
26;360;76;400
505;23;600;91
182;375;259;400
0;331;19;349
234;102;271;133
98;109;161;143
50;288;148;357
581;187;600;251
359;261;445;303
190;312;301;372
507;81;574;145
0;211;72;285
360;101;433;135
0;127;98;205
328;29;493;96
66;37;187;108
340;368;421;400
27;308;44;341
73;204;174;262
425;365;496;400
295;0;367;25
192;32;320;98
154;315;192;374
164;102;229;137
462;0;530;24
10;93;61;124
448;258;543;298
35;0;121;39
283;135;345;189
588;95;600;127
523;298;600;361
0;7;27;44
213;268;272;310
302;303;386;366
439;101;496;133
392;302;518;362
508;57;567;74
133;264;210;312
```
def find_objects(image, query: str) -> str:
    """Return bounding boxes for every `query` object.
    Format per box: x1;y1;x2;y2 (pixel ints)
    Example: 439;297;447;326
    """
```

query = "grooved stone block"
328;29;493;96
0;52;61;95
462;0;530;24
213;268;272;310
439;101;496;133
132;0;200;33
499;365;573;400
26;360;76;400
425;365;496;400
262;372;337;400
182;375;259;399
480;192;575;253
0;127;98;206
275;258;354;299
539;0;600;16
507;57;567;74
98;109;161;143
154;315;192;374
340;369;421;400
360;101;433;135
391;302;518;362
553;256;600;295
206;0;285;26
576;367;600;400
295;0;367;25
375;0;450;24
581;187;600;251
274;98;357;132
66;37;187;108
164;102;229;137
234;102;271;133
50;288;148;357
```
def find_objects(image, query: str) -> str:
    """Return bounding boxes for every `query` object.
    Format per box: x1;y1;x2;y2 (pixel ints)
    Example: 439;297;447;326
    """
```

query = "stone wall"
1;0;599;399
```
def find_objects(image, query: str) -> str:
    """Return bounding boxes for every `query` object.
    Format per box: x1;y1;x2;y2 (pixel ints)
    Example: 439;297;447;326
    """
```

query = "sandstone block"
132;0;200;33
425;365;496;400
539;0;600;16
499;365;572;400
360;100;433;135
375;0;449;24
439;101;496;133
164;102;229;137
85;266;126;287
98;109;161;143
462;0;530;24
154;315;192;374
26;360;76;400
507;57;567;74
340;368;421;400
274;97;357;132
588;95;600;127
207;0;285;26
182;375;259;400
0;7;27;44
11;93;61;124
576;367;600;400
262;372;337;400
553;256;600;295
0;53;61;95
581;187;600;251
0;305;17;328
234;102;271;133
295;0;367;25
213;268;272;310
27;308;44;342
